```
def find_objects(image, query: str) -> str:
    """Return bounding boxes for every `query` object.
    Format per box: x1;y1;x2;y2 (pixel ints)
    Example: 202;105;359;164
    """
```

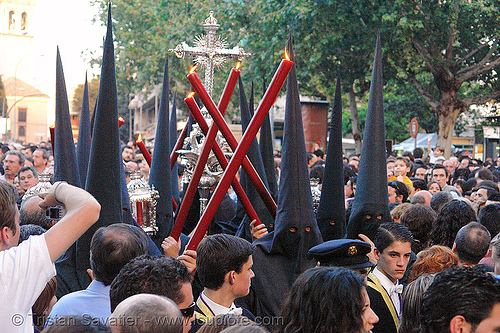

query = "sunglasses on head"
180;302;196;318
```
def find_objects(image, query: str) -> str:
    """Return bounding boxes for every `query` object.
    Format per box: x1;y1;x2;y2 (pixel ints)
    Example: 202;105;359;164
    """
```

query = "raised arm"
39;182;101;262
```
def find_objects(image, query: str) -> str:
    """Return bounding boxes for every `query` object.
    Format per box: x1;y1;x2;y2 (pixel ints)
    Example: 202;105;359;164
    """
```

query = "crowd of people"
0;138;500;333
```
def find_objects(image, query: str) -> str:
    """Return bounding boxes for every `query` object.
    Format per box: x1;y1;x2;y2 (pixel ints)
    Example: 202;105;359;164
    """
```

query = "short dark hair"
413;147;424;159
477;168;494;181
313;149;324;159
374;222;413;253
197;234;256;290
122;145;134;153
412;179;427;192
388;180;410;203
109;255;192;312
478;203;500;236
90;224;148;286
0;181;18;233
431;164;448;178
18;166;38;178
309;164;325;184
400;205;436;254
454;222;491;265
421;267;500;333
6;150;25;165
277;267;365;333
429;199;477;248
478;180;499;192
475;186;499;198
429;191;453;213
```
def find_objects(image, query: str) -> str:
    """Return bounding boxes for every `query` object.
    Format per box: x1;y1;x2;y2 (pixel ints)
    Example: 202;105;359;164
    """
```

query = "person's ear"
374;248;381;261
228;271;236;285
0;226;13;248
449;315;470;333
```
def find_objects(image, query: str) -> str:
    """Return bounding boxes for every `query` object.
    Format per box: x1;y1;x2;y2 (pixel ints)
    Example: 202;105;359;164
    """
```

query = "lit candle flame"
49;124;55;129
284;50;290;61
187;92;195;98
118;116;124;122
236;62;241;70
189;65;198;74
137;133;142;142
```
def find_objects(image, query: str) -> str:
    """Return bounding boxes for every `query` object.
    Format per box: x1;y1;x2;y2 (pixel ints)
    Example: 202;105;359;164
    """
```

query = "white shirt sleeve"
0;235;57;333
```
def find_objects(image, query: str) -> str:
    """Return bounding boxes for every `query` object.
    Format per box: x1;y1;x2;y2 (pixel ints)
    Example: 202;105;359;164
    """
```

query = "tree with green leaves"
386;0;500;157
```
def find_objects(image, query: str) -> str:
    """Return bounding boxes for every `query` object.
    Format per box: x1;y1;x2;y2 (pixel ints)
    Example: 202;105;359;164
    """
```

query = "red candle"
186;57;293;250
49;124;55;153
118;117;125;128
218;63;240;112
170;67;261;240
188;71;277;218
136;135;152;166
170;120;189;169
136;201;143;226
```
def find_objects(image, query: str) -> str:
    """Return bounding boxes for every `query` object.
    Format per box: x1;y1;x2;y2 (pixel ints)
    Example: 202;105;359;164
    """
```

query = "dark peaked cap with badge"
309;239;373;269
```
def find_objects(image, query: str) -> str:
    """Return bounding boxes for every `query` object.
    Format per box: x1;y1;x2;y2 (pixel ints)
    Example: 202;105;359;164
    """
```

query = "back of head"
400;205;436;253
0;180;18;233
430;191;453;213
277;266;365;333
480;180;500;192
413;148;424;159
20;195;51;230
109;294;182;333
477;168;494;181
109;255;192;311
411;245;458;281
430;199;477;248
478;203;500;236
374;222;413;254
197;234;255;290
421;267;500;333
454;222;491;266
412;179;427;192
90;224;148;286
220;327;268;333
197;314;257;333
399;274;435;333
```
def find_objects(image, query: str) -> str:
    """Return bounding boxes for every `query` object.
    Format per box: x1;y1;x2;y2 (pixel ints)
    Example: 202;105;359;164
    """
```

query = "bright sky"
31;0;104;120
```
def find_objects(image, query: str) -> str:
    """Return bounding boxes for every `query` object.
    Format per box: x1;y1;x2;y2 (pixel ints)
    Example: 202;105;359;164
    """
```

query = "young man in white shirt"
191;234;256;332
367;222;413;333
0;181;100;333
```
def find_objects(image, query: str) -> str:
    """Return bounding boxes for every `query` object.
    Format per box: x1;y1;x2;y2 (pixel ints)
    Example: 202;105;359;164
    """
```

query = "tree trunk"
436;91;464;159
347;84;362;154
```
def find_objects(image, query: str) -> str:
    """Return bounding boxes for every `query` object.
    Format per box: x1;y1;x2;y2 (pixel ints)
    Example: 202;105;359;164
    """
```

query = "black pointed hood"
170;90;180;205
255;34;322;265
76;74;91;186
316;75;346;241
241;34;323;320
346;33;390;240
54;47;81;187
149;57;174;245
259;109;278;201
77;5;123;276
235;77;274;241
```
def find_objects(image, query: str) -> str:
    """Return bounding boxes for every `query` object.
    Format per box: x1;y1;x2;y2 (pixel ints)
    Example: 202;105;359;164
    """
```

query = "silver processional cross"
170;11;251;97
